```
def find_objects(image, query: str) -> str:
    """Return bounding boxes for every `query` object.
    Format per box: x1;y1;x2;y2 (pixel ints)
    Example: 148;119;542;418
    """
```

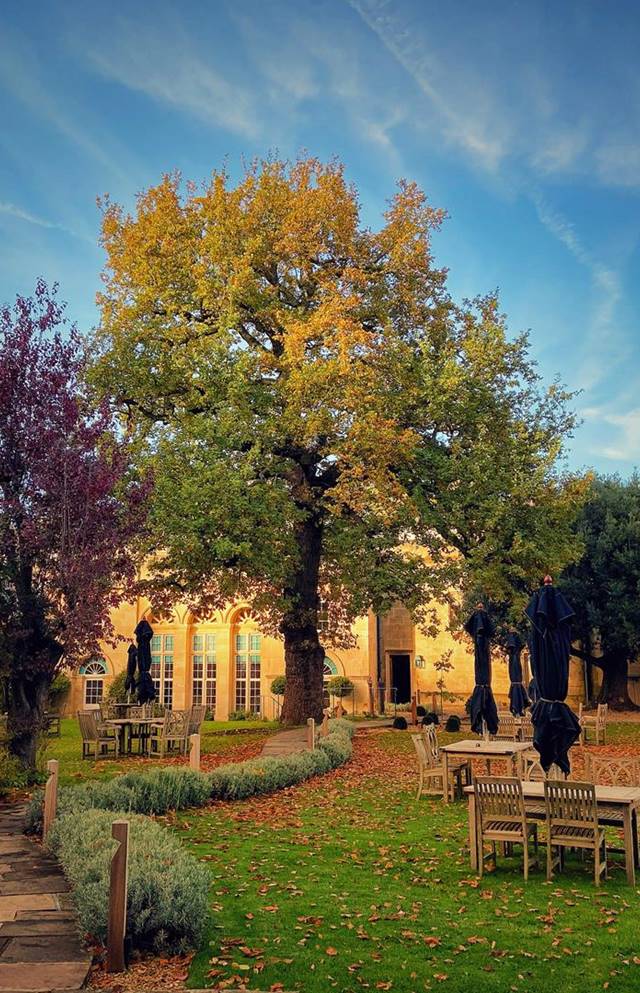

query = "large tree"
92;158;586;724
0;281;148;769
560;475;640;709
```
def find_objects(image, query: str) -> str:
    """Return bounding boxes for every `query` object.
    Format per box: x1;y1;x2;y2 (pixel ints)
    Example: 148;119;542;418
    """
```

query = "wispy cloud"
584;407;640;464
0;201;91;243
83;18;260;140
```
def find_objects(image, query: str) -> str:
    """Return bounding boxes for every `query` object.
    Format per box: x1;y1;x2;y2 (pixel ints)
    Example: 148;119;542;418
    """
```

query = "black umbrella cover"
134;618;157;705
465;608;499;735
124;644;138;694
528;677;539;704
526;581;581;774
506;632;531;717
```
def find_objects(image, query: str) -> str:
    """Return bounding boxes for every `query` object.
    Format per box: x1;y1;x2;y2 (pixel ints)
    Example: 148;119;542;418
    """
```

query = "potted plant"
326;675;354;718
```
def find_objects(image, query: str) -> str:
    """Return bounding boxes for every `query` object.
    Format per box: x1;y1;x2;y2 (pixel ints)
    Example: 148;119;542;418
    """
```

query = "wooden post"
367;677;375;716
42;759;58;840
411;693;418;726
320;708;330;737
107;820;129;973
306;717;315;750
189;733;200;771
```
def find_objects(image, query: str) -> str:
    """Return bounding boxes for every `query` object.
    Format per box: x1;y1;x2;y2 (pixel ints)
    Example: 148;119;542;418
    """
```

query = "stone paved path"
0;802;91;992
260;727;309;757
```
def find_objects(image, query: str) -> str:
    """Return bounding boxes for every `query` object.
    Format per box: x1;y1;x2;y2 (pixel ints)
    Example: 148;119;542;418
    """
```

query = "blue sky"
0;0;638;474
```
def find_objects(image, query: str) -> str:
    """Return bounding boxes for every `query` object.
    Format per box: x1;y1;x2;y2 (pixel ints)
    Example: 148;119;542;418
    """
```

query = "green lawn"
174;724;640;993
41;718;278;786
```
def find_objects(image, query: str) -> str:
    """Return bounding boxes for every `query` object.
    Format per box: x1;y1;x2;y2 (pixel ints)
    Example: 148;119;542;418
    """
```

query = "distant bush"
48;673;71;709
46;809;209;954
423;711;440;726
393;716;408;730
228;709;262;721
270;675;286;696
106;671;129;703
416;705;426;717
445;715;461;732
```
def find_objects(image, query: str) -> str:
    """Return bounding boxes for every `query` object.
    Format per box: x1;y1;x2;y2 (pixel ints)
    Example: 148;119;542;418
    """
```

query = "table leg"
442;751;450;803
633;809;639;869
468;793;478;871
623;808;636;886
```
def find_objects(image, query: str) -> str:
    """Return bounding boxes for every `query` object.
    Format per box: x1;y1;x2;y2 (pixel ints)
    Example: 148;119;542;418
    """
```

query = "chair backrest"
189;705;206;734
411;734;430;771
524;758;566;781
494;715;519;740
422;724;439;764
544;780;598;832
100;703;116;721
127;705;146;720
77;710;98;741
164;709;189;737
475;776;526;830
584;753;639;786
597;704;608;724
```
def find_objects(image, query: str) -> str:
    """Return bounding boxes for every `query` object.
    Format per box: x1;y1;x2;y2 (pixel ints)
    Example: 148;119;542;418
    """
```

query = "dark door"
390;654;411;704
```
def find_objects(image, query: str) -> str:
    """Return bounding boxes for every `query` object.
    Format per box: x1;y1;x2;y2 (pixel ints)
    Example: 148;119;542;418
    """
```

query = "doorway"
390;654;411;704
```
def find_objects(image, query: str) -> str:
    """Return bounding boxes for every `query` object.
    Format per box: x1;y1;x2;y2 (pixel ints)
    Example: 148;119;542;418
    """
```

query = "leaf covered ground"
169;725;640;993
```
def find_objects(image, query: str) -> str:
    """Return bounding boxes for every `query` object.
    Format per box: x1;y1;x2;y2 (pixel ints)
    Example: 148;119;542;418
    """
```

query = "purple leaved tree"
0;280;150;770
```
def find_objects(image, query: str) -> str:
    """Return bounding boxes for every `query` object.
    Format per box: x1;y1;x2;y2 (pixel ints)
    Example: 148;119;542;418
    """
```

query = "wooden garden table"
104;717;159;755
440;739;531;803
465;780;640;884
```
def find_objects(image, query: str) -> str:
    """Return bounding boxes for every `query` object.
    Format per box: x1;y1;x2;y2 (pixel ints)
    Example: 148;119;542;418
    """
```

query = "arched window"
192;631;216;712
80;658;107;707
233;609;261;714
323;657;338;677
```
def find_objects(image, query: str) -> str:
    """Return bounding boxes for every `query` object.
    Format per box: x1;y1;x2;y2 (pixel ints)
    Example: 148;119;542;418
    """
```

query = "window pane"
164;635;174;651
249;634;261;651
205;634;215;651
151;635;161;652
85;679;104;706
236;634;247;651
193;634;203;651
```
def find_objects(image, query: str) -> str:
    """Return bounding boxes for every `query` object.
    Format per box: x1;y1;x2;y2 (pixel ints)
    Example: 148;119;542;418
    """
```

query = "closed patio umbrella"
526;576;580;774
124;644;137;697
465;604;499;736
506;632;530;717
134;619;157;705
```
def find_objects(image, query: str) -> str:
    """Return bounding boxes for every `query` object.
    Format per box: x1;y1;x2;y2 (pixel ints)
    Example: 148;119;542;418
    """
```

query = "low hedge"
25;718;354;830
46;809;209;954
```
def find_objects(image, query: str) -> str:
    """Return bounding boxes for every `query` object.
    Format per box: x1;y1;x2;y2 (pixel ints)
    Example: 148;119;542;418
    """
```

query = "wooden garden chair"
579;703;608;745
424;723;472;787
544;780;607;885
126;704;151;753
77;710;119;760
149;709;190;757
44;710;61;737
412;733;467;801
523;752;567;781
475;776;538;880
583;753;640;787
188;704;206;736
493;714;520;741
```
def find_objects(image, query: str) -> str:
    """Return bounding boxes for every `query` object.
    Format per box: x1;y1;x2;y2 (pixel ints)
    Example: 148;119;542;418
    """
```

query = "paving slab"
0;802;91;991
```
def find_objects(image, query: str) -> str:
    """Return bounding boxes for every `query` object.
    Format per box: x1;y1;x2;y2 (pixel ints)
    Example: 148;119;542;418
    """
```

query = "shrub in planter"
270;675;286;696
416;705;426;718
445;715;461;732
326;676;354;698
392;716;408;730
46;809;209;954
423;711;440;726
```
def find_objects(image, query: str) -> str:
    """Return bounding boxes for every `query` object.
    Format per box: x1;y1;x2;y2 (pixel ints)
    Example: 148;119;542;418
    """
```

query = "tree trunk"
598;654;637;710
7;670;51;770
279;510;325;725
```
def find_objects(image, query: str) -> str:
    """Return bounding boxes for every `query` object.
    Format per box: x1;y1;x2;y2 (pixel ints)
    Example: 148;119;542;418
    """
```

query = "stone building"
65;595;586;718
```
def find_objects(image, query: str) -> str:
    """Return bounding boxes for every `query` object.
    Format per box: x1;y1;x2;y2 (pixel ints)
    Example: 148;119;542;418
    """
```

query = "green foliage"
561;474;640;704
106;670;129;703
0;752;30;795
92;157;586;725
271;675;286;696
46;809;208;954
326;675;354;698
48;673;71;708
228;709;262;721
